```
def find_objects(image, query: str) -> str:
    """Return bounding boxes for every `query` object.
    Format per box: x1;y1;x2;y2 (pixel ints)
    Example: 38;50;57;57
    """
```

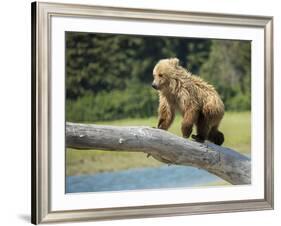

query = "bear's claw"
191;134;205;143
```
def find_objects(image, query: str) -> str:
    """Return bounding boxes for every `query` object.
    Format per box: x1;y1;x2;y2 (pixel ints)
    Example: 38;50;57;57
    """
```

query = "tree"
200;40;251;111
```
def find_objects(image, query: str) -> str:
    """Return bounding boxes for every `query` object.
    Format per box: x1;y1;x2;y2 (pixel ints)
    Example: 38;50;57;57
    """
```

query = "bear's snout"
151;82;158;90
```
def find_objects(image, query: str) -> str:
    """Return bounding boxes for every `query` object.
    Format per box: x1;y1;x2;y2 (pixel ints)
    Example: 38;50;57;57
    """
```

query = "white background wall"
0;0;279;225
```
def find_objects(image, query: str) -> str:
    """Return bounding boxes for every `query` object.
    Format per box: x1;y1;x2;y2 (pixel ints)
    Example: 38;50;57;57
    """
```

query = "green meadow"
66;111;251;176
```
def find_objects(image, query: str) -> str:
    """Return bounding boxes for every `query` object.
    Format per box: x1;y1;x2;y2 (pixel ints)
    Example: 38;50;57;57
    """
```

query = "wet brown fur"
152;58;224;145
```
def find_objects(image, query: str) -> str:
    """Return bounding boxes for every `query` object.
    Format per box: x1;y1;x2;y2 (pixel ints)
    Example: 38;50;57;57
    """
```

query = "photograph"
65;32;251;193
31;2;273;223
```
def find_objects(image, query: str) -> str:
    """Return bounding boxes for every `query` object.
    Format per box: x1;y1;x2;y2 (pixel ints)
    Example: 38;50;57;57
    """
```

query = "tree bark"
66;122;251;185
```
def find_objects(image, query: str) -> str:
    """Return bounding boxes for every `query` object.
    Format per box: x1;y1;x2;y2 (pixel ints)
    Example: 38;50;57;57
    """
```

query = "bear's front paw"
191;134;205;143
157;118;165;129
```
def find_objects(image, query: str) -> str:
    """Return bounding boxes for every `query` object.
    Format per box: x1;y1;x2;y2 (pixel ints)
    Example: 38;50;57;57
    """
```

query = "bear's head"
152;58;180;90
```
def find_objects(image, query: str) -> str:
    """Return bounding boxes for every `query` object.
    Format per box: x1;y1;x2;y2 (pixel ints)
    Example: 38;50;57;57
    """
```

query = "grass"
66;111;251;176
66;150;162;176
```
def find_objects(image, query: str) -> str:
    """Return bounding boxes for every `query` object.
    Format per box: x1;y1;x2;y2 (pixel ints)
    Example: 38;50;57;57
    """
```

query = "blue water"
66;165;223;193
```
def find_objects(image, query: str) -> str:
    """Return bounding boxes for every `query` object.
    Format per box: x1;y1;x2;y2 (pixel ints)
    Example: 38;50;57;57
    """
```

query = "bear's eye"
159;73;163;78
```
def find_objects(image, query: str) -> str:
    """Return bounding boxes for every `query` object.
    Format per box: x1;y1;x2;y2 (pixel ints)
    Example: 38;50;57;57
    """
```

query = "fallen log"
66;122;251;185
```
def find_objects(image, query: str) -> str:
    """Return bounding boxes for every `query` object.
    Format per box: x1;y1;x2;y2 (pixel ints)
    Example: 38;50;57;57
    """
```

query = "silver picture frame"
31;1;274;224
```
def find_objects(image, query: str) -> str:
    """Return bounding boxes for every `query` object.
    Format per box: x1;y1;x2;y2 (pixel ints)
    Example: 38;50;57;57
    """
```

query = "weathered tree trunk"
66;122;251;185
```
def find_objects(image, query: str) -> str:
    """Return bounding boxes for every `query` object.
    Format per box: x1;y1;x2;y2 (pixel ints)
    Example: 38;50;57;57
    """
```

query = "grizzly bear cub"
152;58;224;145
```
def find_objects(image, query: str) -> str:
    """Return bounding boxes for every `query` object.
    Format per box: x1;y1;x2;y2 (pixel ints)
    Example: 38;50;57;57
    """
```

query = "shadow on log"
66;122;251;185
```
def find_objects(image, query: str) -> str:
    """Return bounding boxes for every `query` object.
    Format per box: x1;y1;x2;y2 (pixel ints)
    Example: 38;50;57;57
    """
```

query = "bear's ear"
169;58;180;67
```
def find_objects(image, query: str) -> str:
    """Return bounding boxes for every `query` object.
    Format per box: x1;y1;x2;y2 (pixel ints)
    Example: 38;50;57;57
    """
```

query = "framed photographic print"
31;1;274;224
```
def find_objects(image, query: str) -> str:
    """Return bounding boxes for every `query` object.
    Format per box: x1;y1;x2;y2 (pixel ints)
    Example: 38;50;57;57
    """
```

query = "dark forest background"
66;32;251;122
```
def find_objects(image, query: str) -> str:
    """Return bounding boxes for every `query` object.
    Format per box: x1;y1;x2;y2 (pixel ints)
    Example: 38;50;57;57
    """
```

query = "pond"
66;165;224;193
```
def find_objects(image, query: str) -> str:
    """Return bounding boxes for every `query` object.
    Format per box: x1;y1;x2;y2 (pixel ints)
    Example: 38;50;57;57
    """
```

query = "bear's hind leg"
181;122;193;139
192;114;209;143
208;125;224;145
